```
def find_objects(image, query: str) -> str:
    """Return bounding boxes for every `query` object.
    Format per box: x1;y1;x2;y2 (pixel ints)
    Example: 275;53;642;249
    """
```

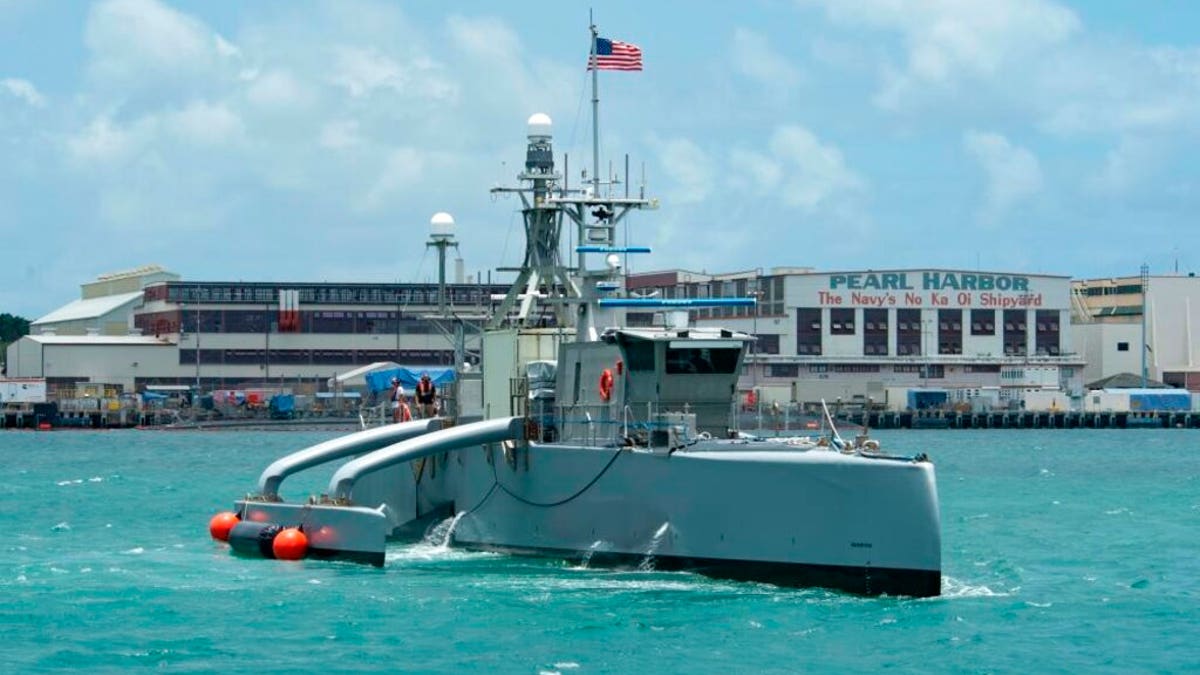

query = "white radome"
430;212;455;239
527;113;552;139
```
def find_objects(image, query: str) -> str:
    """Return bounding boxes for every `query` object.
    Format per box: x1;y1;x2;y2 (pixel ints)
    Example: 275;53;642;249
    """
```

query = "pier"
847;410;1197;430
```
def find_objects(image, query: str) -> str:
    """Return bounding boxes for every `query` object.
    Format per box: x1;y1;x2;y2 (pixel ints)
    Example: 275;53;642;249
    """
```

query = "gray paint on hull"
232;420;941;596
450;440;940;577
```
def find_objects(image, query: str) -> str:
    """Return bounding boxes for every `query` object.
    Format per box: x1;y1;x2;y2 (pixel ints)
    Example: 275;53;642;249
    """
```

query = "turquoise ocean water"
2;429;1197;673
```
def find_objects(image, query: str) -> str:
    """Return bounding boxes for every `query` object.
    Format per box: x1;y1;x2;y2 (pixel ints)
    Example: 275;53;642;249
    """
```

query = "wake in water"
383;513;496;564
637;522;670;571
938;575;1010;599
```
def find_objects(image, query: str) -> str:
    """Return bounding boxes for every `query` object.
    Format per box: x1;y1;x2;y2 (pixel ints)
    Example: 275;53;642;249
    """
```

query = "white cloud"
729;125;863;211
319;119;363;150
167;101;243;145
84;0;239;87
67;115;138;164
245;69;312;109
731;28;802;89
1035;44;1200;137
330;46;455;102
801;0;1080;110
331;46;405;98
651;137;716;204
2;77;45;107
963;130;1042;223
768;125;863;210
362;147;426;212
445;15;572;117
214;35;241;59
1089;137;1160;194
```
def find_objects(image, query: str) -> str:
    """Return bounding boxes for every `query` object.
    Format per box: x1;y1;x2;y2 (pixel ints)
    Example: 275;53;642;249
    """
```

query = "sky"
3;0;1200;319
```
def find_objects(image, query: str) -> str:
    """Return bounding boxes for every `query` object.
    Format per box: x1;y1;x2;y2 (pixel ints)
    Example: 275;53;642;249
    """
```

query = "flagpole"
590;14;600;200
586;12;600;278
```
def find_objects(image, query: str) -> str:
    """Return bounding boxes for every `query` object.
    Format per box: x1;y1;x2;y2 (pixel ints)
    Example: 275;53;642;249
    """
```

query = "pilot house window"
665;348;740;374
624;340;657;371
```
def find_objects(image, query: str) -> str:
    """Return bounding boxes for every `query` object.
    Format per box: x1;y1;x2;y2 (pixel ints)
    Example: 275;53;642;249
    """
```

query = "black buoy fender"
227;521;282;559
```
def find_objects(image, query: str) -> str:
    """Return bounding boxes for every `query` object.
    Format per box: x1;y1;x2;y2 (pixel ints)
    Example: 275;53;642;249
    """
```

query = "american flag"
588;37;643;71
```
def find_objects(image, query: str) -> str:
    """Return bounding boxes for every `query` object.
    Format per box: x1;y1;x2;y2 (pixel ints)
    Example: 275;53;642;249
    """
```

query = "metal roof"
1085;372;1169;389
32;291;144;325
22;334;170;346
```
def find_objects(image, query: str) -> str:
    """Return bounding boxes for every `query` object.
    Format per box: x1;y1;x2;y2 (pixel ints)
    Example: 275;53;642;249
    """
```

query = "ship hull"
444;441;942;597
460;542;940;597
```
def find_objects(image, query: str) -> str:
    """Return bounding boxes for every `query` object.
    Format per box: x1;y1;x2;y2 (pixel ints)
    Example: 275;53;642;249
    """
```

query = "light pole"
1141;262;1149;388
193;285;201;393
750;288;763;428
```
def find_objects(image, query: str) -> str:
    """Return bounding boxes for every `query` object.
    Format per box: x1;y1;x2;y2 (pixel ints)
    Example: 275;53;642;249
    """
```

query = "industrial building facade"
7;267;513;396
1071;273;1200;390
627;267;1084;406
10;265;1100;408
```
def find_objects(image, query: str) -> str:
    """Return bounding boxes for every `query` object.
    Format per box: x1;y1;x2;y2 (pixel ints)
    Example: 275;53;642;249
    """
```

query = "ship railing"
545;401;706;447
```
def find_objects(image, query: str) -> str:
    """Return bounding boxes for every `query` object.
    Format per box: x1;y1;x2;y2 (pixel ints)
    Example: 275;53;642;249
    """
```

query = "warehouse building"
626;267;1085;408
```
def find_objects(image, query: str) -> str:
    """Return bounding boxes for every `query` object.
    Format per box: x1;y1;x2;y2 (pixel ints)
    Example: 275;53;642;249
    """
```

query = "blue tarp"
269;394;295;413
364;366;456;393
908;389;949;410
1126;389;1191;411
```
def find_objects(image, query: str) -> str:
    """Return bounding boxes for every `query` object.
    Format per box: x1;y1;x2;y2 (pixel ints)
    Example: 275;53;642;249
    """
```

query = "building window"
863;308;888;356
1035;310;1061;355
938;309;963;355
796;308;822;355
830;308;855;335
971;309;995;336
1004;309;1027;356
896;308;921;356
832;364;881;373
626;312;655;327
752;334;781;355
1117;342;1130;352
767;364;800;378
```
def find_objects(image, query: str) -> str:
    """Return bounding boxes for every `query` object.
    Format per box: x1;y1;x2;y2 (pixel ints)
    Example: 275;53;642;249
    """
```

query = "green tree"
1;314;31;373
0;313;30;343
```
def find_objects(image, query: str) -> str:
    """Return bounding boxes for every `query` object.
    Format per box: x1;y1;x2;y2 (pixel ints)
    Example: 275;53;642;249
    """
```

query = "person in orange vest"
415;371;438;418
390;377;412;423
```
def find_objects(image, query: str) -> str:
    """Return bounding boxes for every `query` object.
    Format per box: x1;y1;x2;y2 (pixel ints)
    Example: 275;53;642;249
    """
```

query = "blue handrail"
574;246;652;254
598;297;757;308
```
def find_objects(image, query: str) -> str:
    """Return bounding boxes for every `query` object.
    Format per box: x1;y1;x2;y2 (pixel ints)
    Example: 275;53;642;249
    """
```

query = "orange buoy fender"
209;511;240;542
272;527;308;561
598;369;614;401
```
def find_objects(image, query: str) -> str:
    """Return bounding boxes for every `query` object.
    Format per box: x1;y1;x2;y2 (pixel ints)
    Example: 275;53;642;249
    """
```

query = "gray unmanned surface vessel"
224;45;941;595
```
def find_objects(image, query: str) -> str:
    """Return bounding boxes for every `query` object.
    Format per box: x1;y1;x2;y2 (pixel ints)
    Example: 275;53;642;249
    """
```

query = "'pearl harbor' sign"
805;271;1063;310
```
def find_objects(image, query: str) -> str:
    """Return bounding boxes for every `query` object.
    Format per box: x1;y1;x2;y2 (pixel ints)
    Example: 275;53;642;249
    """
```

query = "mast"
591;15;601;201
587;14;600;277
488;16;656;337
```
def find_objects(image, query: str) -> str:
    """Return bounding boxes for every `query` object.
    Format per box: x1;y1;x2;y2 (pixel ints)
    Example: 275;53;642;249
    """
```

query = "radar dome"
430;212;455;239
527;113;552;139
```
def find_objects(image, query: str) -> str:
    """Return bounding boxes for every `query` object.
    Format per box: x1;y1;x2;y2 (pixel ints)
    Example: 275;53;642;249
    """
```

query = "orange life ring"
598;369;614;401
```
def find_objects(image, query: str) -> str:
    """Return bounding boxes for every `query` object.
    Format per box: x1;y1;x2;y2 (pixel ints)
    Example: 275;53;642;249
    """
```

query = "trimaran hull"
236;430;940;597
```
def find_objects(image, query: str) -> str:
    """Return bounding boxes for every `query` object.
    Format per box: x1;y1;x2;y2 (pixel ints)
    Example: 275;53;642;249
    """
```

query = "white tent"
326;361;401;389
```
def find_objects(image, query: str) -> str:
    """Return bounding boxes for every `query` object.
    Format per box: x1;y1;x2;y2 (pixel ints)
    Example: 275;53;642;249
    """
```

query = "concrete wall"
1071;322;1143;384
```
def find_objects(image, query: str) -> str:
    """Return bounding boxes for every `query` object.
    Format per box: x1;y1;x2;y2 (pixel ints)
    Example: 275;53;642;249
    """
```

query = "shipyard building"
1071;272;1200;390
5;265;517;397
626;267;1084;410
7;264;1099;411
